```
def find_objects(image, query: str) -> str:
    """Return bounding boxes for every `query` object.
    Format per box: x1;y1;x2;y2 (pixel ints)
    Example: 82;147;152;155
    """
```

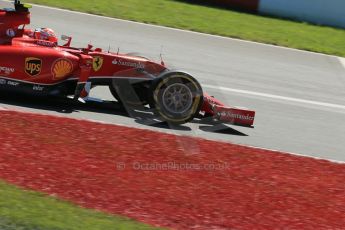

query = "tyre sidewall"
151;72;203;124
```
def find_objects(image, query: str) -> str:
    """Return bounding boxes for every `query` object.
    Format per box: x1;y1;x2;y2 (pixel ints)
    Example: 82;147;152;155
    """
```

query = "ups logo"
25;57;42;76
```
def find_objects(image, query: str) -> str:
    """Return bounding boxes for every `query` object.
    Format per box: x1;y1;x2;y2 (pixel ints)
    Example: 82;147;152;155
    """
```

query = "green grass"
0;181;161;230
26;0;345;57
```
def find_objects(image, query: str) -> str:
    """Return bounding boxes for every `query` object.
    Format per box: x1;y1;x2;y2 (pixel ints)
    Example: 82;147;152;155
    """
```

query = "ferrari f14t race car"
0;1;255;126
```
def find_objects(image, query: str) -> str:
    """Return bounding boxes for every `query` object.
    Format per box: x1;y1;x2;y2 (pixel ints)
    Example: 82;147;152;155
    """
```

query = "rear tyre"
150;72;203;124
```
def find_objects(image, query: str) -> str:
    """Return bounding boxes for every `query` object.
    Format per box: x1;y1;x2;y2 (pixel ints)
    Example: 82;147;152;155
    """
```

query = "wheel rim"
161;83;193;114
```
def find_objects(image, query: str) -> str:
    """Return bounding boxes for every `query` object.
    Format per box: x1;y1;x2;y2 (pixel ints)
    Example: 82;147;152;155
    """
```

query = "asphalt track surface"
1;1;345;161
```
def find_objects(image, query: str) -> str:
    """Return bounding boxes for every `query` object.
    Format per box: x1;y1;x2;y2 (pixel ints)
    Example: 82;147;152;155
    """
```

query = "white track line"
245;145;345;164
204;84;345;110
339;57;345;70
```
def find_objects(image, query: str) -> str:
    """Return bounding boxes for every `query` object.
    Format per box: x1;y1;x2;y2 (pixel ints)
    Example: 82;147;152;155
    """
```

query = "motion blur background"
185;0;345;28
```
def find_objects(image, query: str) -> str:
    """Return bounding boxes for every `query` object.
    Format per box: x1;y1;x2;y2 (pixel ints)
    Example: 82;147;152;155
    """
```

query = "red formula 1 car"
0;1;255;126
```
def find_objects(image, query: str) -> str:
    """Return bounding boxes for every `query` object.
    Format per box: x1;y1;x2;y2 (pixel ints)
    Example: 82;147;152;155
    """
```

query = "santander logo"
112;59;145;69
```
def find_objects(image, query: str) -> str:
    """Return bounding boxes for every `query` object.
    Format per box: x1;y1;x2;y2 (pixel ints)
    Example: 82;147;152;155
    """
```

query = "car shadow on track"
0;92;122;114
0;92;248;136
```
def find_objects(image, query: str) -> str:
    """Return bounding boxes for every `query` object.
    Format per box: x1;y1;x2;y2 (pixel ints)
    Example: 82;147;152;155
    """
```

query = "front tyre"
150;72;203;124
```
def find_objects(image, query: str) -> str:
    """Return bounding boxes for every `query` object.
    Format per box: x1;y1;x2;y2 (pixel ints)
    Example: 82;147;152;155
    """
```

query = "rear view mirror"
61;35;70;41
61;35;72;47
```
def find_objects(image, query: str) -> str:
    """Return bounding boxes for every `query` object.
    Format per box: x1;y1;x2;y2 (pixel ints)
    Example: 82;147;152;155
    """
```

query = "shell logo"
52;59;73;79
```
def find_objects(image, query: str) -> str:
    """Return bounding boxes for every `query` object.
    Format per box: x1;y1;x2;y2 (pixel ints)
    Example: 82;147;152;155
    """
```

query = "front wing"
200;93;255;127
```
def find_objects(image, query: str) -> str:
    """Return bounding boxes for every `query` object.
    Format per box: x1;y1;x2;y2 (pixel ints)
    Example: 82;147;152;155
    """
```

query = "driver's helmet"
34;28;58;43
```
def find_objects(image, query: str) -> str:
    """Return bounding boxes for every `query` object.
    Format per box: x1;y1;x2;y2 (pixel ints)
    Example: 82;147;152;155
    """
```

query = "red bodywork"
201;93;255;126
0;3;255;127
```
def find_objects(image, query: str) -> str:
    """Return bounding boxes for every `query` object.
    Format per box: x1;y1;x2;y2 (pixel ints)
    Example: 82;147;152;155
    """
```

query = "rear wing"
14;0;32;12
0;1;31;39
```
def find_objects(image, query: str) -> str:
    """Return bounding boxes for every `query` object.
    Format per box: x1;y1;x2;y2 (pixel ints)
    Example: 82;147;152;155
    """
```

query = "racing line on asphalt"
204;84;345;110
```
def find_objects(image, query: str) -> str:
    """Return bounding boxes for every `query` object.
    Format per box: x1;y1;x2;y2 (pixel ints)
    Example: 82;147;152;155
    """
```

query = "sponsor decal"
218;111;254;121
33;85;44;91
0;79;6;85
7;81;19;87
112;59;145;69
36;40;56;47
52;59;73;80
0;66;14;75
92;56;104;72
0;79;42;91
6;28;15;37
25;57;42;77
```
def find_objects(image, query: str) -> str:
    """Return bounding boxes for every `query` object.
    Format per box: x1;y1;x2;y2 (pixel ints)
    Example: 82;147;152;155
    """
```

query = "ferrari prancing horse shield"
93;56;103;72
